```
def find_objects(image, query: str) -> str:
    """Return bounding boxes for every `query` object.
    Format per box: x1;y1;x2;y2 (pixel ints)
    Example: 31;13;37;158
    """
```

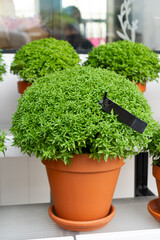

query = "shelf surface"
0;196;159;240
77;229;160;240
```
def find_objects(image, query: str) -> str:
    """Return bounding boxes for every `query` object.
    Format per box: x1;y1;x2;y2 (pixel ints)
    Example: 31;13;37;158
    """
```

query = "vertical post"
135;152;154;196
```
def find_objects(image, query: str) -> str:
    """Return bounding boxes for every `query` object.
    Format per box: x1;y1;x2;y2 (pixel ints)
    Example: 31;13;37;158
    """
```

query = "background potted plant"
0;53;6;153
148;126;160;221
0;130;7;154
10;37;80;94
84;40;160;92
10;66;158;231
0;49;6;82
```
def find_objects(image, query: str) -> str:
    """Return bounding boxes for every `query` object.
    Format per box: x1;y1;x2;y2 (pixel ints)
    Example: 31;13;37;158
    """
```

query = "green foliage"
84;41;160;84
10;38;80;83
0;50;6;81
148;126;160;167
0;130;7;153
10;66;158;165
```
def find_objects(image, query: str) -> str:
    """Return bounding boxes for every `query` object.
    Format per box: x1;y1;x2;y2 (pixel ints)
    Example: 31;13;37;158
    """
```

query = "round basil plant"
148;126;160;167
0;50;6;81
0;130;7;153
10;38;80;83
0;53;7;152
10;66;158;165
84;40;160;84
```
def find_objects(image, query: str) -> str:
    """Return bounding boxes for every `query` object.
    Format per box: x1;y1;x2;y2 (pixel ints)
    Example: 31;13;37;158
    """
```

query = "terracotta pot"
48;204;116;231
42;154;124;222
153;165;160;198
136;83;146;93
17;81;32;94
148;198;160;222
148;166;160;222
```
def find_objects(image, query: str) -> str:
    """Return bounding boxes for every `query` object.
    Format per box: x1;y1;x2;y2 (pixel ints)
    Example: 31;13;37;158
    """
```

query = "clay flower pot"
147;165;160;222
148;198;160;222
17;81;32;94
43;154;124;231
153;165;160;198
136;83;146;93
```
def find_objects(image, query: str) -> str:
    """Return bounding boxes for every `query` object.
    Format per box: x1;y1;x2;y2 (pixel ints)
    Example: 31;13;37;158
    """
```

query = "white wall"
0;54;19;129
0;54;50;205
0;54;159;206
133;0;160;50
0;156;50;205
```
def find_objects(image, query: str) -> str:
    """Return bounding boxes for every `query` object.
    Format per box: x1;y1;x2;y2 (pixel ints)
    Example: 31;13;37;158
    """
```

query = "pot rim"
153;165;160;181
42;154;125;173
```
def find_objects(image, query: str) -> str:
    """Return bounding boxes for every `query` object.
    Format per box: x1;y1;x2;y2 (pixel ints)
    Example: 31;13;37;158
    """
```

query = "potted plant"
0;53;6;153
148;127;160;221
0;49;6;81
84;40;160;92
10;37;80;94
10;66;157;231
0;130;7;154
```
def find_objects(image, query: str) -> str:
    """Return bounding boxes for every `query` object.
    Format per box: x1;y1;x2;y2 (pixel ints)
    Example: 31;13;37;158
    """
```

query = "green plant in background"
10;38;80;83
0;52;7;152
84;40;160;84
0;130;7;153
148;126;160;167
10;66;158;165
0;50;6;81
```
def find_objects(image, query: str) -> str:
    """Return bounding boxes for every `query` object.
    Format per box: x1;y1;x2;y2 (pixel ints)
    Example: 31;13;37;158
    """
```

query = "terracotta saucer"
48;204;116;231
148;198;160;222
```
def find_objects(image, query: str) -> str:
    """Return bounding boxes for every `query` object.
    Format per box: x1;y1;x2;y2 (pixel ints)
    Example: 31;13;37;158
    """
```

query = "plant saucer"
148;198;160;222
48;204;116;231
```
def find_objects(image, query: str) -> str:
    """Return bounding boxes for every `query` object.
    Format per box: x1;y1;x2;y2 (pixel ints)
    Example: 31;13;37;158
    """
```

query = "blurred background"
0;0;160;51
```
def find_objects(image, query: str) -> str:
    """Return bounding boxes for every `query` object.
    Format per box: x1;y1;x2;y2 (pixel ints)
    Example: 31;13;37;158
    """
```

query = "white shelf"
76;229;160;240
0;197;159;240
29;238;74;240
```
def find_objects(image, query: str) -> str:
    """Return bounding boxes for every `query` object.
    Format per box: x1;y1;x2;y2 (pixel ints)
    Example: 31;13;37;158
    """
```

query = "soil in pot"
43;154;124;230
